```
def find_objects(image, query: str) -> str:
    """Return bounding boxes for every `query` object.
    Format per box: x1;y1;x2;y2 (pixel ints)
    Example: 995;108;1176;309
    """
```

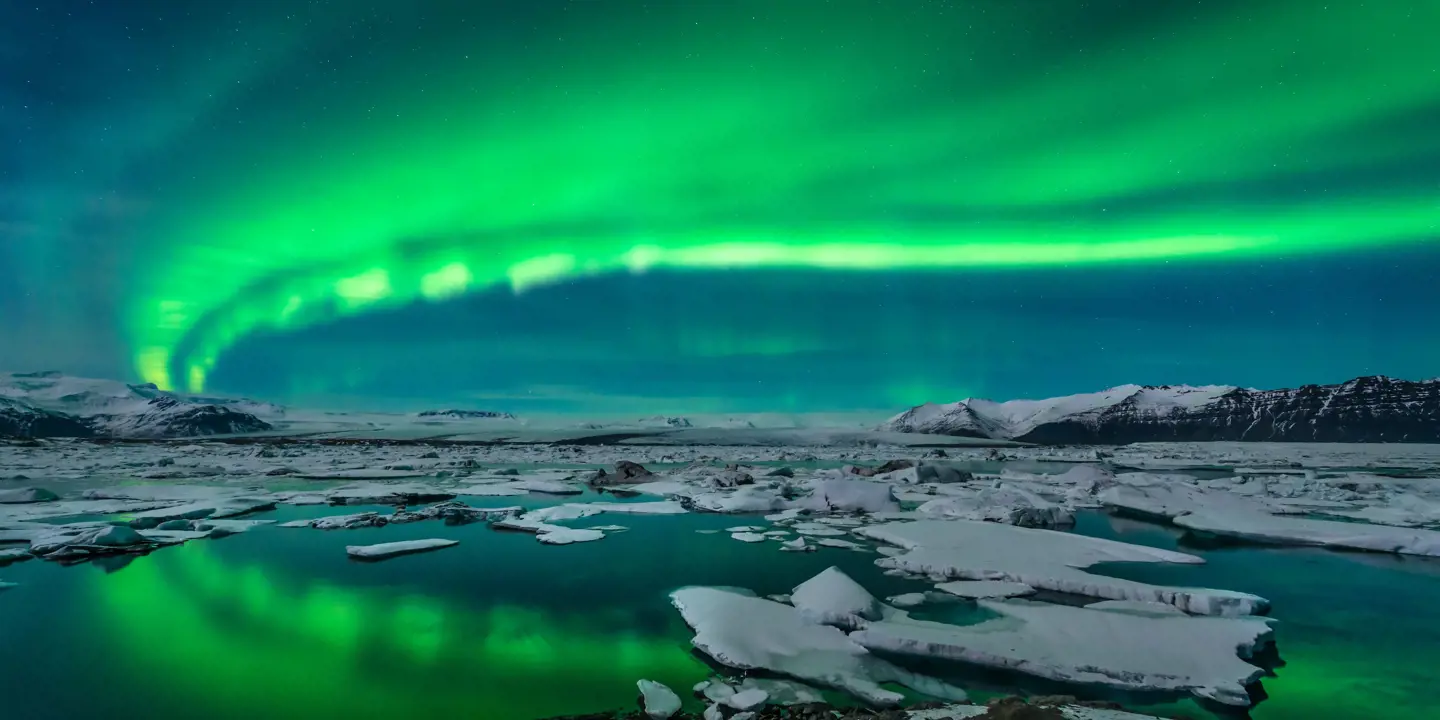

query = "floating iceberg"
346;538;458;560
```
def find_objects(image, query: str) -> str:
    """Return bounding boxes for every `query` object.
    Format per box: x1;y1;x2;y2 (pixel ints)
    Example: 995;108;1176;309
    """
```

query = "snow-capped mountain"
884;377;1440;444
0;372;273;439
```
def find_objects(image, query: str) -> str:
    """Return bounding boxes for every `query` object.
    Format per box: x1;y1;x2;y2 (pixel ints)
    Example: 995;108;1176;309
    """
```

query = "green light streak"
121;1;1440;390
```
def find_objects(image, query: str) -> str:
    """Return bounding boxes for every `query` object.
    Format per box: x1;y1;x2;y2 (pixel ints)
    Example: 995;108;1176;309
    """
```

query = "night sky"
3;0;1437;413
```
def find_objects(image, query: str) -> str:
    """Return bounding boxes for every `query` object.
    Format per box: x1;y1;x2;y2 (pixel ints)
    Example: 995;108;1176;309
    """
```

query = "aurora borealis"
4;0;1438;411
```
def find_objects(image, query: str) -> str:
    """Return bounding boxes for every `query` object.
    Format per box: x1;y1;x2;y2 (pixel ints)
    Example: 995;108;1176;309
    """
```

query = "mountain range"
0;372;274;439
883;376;1440;444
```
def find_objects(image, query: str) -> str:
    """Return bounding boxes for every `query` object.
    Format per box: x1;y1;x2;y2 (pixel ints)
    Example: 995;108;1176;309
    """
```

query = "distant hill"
883;376;1440;444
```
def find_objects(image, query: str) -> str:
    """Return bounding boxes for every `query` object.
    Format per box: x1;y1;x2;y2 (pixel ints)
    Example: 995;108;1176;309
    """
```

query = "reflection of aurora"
96;543;708;718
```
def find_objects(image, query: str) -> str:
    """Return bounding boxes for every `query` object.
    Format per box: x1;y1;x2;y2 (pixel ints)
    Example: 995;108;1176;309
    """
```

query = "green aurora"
3;0;1437;406
102;0;1439;393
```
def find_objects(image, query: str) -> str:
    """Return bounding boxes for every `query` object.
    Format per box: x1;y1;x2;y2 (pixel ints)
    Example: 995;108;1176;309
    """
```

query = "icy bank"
852;599;1274;706
856;520;1268;616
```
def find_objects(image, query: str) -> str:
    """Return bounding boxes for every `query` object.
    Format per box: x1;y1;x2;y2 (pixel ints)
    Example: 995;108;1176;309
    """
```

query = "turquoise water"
2;499;1437;719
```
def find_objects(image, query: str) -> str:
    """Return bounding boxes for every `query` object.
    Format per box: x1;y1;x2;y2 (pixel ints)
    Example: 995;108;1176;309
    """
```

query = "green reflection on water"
94;541;709;719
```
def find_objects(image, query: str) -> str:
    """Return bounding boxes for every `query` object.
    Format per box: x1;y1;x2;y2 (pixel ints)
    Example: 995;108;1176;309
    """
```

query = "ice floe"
933;580;1035;599
0;487;60;504
669;586;967;706
1176;509;1440;557
636;679;681;719
852;598;1274;706
346;538;458;560
857;520;1268;616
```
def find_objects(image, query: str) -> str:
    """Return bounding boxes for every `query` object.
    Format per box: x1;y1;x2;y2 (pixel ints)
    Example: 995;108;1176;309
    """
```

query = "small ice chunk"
636;679;681;719
536;528;605;545
590;525;629;532
791;522;847;537
886;593;928;608
726;526;764;532
724;689;767;710
780;537;812;552
346;539;458;560
815;538;867;551
730;532;767;543
734;678;823;705
934;580;1035;599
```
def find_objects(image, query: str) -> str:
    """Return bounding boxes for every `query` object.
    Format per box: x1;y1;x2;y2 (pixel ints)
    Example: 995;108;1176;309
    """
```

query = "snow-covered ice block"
857;520;1267;616
798;479;900;514
670;586;967;707
346;538;459;560
790;567;884;630
851;599;1273;706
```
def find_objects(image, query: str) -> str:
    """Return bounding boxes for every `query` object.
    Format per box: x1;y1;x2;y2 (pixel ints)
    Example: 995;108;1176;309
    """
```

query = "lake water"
2;499;1437;719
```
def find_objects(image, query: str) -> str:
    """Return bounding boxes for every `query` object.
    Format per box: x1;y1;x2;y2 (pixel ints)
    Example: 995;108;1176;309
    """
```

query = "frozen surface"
345;538;458;560
852;599;1274;706
857;520;1268;616
669;587;967;707
1176;510;1440;556
933;580;1035;599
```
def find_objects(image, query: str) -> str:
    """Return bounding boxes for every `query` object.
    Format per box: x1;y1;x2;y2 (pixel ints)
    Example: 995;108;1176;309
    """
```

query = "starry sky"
3;0;1438;414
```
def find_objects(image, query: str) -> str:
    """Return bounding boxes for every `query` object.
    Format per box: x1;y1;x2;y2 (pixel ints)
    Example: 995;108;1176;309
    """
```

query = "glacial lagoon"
4;493;1439;720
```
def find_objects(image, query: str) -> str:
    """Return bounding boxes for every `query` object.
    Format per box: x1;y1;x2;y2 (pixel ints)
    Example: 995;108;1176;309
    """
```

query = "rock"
615;460;654;480
637;680;681;719
874;459;915;474
765;467;795;478
0;487;60;504
311;511;389;530
915;462;974;484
